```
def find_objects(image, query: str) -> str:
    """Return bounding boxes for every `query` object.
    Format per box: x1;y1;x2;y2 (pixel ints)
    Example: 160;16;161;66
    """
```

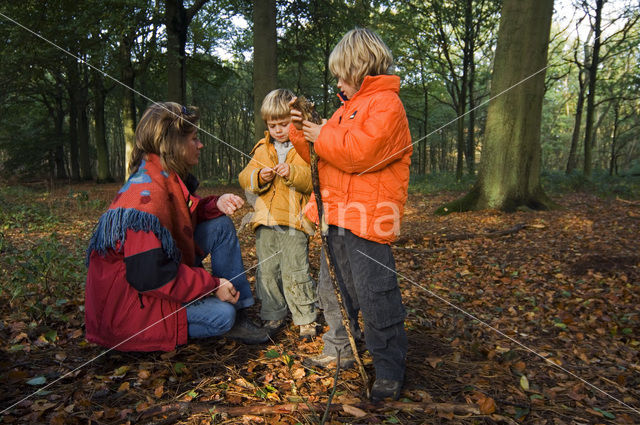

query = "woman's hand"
289;97;303;130
259;167;275;183
216;278;240;304
273;163;290;179
302;119;327;143
216;193;244;215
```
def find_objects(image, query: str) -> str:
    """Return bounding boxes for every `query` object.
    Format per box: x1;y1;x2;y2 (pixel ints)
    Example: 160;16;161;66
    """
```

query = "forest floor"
0;182;639;424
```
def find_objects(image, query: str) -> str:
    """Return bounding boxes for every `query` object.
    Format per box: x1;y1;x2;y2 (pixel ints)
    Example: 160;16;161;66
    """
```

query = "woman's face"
183;131;203;167
337;77;359;99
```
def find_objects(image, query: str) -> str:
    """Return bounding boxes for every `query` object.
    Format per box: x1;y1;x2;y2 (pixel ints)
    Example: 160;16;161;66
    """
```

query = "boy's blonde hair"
329;28;394;89
261;89;295;121
129;102;200;179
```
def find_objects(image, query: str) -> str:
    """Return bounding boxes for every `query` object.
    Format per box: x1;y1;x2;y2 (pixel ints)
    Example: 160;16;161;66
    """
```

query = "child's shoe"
299;322;317;340
302;352;355;369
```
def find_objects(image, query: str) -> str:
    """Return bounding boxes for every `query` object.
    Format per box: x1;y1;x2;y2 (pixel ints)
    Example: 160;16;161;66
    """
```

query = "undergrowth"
409;171;640;200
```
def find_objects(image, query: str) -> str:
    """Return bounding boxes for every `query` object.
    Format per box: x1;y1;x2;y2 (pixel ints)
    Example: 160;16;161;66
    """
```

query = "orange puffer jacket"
290;74;412;244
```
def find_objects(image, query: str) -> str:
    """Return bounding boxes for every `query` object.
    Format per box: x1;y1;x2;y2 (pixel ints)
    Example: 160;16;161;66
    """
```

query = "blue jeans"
185;215;255;338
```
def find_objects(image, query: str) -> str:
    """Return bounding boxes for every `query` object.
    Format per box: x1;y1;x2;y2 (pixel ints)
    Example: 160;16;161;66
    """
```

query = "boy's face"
266;117;291;143
337;77;358;99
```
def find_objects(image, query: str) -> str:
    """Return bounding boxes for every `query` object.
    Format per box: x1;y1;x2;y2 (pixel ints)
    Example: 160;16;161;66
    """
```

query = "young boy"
239;89;317;339
289;28;412;401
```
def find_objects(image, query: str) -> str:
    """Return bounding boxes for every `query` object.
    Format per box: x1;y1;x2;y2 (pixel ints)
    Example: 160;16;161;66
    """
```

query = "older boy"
290;28;412;401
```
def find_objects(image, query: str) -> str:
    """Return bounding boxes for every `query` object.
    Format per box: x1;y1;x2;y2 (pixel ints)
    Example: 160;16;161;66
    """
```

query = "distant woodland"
1;0;638;185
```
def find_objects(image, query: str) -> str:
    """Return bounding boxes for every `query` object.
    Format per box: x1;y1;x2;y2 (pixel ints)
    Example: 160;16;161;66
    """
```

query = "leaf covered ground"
0;183;639;424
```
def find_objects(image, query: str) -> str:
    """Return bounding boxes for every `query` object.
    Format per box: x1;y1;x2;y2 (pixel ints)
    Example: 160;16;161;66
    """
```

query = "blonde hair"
129;102;200;179
329;28;394;89
261;89;295;121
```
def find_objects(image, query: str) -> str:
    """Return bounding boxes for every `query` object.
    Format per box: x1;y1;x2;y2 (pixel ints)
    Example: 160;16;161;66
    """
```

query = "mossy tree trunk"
437;0;556;214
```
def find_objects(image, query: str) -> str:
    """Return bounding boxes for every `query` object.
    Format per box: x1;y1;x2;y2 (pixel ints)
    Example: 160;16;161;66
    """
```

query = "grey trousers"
319;225;407;382
255;226;317;325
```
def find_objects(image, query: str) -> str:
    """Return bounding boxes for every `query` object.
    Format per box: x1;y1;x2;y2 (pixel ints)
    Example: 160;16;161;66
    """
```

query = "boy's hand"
302;119;327;143
217;193;244;215
259;167;275;183
289;97;303;130
216;278;240;304
273;163;290;179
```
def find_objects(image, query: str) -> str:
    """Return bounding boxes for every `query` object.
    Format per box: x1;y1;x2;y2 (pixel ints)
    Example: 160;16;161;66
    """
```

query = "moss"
434;186;481;215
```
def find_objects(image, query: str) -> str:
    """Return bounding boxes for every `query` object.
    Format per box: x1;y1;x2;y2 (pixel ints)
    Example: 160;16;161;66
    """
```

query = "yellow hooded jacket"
239;132;315;235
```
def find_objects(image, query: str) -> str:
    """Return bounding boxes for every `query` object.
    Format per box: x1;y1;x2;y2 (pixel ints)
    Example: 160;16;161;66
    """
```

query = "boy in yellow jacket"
239;89;317;339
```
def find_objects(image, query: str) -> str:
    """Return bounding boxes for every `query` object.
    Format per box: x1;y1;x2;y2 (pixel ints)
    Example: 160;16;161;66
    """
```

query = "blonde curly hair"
329;28;394;89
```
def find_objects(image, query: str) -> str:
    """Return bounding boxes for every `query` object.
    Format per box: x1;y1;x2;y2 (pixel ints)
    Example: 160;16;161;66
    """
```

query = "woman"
85;102;268;351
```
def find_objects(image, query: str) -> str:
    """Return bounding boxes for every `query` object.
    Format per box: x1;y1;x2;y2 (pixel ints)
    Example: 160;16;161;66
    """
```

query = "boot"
224;309;269;344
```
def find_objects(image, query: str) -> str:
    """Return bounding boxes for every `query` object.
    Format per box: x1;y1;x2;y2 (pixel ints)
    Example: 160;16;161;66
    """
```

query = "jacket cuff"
289;125;305;144
251;169;271;194
197;195;224;221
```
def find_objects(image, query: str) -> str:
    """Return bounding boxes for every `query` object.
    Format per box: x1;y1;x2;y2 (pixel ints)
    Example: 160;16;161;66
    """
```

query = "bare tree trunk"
94;75;113;183
566;67;587;174
67;62;81;181
252;0;277;138
608;101;620;176
583;0;603;177
467;52;476;176
77;71;92;180
166;0;208;104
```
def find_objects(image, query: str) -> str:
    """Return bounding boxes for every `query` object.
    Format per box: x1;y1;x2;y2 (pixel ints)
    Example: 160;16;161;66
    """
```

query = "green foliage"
409;173;476;194
0;187;60;231
1;233;84;321
66;189;108;211
541;171;640;199
0;186;87;322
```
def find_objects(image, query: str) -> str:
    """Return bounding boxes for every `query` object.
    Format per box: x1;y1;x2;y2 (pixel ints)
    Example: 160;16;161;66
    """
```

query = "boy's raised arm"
289;124;312;163
315;97;410;174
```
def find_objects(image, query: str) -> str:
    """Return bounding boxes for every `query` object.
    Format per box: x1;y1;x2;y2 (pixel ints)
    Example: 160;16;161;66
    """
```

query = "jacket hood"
347;74;401;102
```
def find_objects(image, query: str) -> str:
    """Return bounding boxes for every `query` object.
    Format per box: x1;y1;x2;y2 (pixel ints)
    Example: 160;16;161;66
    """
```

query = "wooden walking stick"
291;97;370;397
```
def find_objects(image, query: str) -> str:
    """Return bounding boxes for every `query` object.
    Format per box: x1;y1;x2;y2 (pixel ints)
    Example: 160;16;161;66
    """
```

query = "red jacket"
290;75;412;244
85;155;223;351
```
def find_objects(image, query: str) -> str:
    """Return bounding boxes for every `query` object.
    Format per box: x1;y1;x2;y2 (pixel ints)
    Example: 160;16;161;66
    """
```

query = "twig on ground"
136;400;482;420
320;349;342;425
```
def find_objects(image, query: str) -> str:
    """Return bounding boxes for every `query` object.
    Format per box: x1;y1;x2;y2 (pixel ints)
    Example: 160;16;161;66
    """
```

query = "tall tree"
252;0;277;138
119;3;158;178
165;0;208;104
565;35;590;174
581;0;604;177
437;0;556;213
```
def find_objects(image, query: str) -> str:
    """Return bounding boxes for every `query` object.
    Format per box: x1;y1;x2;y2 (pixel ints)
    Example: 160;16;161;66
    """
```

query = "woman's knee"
195;215;238;248
217;302;237;334
211;215;236;236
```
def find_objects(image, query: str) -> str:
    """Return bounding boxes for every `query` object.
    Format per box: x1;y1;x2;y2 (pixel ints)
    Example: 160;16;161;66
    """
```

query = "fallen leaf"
112;366;130;377
479;396;497;414
427;357;443;368
26;376;47;386
154;385;164;398
292;368;305;380
342;404;367;417
520;375;530;391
